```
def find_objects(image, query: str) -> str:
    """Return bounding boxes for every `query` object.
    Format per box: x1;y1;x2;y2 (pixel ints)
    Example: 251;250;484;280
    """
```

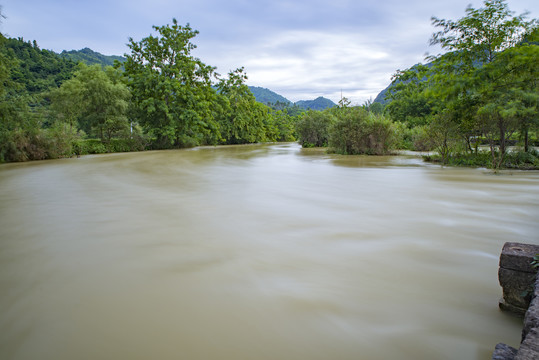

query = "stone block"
499;300;528;317
499;268;536;310
499;243;539;273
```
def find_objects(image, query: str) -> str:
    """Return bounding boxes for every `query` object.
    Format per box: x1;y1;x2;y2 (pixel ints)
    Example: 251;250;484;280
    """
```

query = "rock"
522;275;539;341
492;343;517;360
515;328;539;360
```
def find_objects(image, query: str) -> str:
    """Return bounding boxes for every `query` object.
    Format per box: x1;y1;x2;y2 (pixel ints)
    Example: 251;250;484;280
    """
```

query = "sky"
1;0;537;104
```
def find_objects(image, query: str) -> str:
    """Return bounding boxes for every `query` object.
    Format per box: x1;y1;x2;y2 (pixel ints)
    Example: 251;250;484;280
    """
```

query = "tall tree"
427;0;536;168
49;64;131;140
123;19;218;148
216;67;274;144
385;64;436;127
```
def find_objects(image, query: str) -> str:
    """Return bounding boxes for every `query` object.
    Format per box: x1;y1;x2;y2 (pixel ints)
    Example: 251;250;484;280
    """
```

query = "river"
1;143;538;360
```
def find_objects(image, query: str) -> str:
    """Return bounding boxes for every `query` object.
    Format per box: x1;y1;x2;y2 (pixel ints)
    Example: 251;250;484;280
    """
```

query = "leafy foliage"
387;0;539;169
0;35;69;161
0;18;301;163
328;108;397;155
296;110;335;147
216;68;276;144
124;19;219;148
49;63;132;140
3;37;77;94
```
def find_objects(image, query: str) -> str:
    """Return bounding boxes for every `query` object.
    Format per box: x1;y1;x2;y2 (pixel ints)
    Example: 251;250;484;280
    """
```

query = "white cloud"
2;0;538;103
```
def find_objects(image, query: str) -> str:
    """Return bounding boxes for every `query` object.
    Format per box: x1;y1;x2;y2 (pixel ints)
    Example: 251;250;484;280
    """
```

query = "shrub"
83;139;107;154
107;138;147;153
328;109;397;155
296;110;335;147
410;125;434;151
424;149;539;169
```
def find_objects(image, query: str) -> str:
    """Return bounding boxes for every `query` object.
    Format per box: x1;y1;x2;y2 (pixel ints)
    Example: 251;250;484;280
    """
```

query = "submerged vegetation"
0;0;538;170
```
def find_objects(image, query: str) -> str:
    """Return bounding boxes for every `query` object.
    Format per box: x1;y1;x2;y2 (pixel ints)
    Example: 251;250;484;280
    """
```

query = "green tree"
271;110;297;142
427;0;536;168
0;33;37;161
385;64;435;127
48;75;83;132
124;19;218;148
4;37;76;94
49;63;131;141
215;68;282;144
296;110;335;147
487;28;539;152
328;107;396;155
428;111;461;165
216;68;270;144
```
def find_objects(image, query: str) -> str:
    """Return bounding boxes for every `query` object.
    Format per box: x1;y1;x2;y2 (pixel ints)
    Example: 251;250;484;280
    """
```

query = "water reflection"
0;143;537;360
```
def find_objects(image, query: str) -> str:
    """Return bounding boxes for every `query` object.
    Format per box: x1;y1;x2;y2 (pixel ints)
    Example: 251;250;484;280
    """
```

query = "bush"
73;136;148;155
424;149;539;169
107;138;147;153
296;110;335;147
328;109;397;155
82;139;107;154
504;149;539;169
411;125;434;151
0;125;76;162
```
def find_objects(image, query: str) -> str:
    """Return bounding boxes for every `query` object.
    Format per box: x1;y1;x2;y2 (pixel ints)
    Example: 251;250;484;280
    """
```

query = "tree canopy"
386;0;539;169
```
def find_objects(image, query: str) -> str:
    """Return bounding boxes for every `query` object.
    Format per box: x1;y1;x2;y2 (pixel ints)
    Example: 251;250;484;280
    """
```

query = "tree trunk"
524;127;529;153
499;116;506;157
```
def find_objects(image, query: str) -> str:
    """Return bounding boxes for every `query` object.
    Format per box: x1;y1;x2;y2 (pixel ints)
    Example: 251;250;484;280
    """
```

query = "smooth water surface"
1;143;538;360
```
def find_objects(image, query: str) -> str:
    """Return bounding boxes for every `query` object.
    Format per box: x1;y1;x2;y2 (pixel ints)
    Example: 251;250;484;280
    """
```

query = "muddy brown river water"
1;143;538;360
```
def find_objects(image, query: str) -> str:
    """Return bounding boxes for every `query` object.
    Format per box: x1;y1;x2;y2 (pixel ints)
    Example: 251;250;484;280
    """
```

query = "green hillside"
59;48;126;67
374;84;390;104
3;37;77;93
248;86;291;105
295;96;336;111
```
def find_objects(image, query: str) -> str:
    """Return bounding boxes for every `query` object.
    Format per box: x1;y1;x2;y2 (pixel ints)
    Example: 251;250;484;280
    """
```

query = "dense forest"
0;0;538;170
0;19;300;161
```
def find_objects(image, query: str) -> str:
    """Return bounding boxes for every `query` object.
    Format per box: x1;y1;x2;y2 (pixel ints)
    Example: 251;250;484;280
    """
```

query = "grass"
423;149;539;170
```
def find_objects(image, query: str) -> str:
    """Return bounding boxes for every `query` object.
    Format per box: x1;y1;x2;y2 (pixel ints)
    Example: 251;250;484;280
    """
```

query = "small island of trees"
0;0;538;170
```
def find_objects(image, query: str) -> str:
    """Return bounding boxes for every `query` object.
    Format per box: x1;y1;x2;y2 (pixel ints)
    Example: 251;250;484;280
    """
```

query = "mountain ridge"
58;47;126;67
247;86;336;110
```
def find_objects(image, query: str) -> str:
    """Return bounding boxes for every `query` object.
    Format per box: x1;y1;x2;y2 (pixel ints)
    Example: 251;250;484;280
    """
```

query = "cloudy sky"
1;0;537;104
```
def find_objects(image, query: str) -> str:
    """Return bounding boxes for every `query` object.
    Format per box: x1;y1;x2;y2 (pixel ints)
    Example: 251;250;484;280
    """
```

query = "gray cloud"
1;0;537;103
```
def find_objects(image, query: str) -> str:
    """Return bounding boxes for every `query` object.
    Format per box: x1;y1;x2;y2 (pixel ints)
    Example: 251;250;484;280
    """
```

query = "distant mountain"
374;62;433;105
374;85;391;105
59;48;126;67
295;97;336;111
248;86;292;105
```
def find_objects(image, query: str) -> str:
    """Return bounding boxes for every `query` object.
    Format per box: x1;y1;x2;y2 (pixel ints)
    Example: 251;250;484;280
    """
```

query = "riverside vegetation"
0;0;538;170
